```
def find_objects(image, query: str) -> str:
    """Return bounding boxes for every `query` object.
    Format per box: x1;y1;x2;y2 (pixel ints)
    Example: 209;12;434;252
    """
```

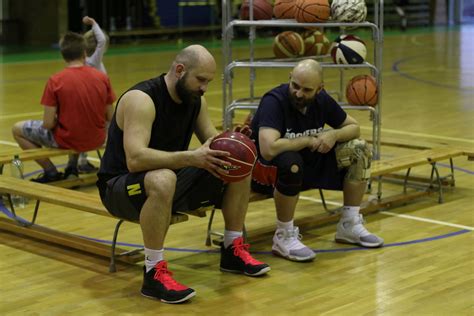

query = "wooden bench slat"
0;147;105;165
0;175;189;224
371;148;465;177
0;148;76;164
0;217;143;264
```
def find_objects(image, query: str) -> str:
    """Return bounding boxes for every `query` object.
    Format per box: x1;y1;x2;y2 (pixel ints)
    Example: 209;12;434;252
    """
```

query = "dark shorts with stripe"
251;149;346;195
97;167;225;222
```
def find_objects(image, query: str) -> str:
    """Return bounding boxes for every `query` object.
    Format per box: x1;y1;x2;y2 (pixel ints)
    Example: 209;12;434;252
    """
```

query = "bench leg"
429;163;444;204
318;189;330;213
206;208;223;246
110;219;124;273
96;149;103;161
449;158;456;187
403;168;412;194
6;194;41;227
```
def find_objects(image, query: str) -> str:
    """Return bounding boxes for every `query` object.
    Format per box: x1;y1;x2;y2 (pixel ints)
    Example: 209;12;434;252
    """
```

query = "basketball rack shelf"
221;0;384;162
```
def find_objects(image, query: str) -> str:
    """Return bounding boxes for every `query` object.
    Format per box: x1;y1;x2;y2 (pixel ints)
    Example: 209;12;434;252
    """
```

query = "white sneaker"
335;215;384;248
272;227;316;262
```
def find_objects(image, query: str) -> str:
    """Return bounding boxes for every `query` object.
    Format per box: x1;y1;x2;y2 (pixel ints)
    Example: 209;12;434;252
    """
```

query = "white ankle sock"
341;206;360;219
144;248;164;272
224;230;242;248
277;219;294;231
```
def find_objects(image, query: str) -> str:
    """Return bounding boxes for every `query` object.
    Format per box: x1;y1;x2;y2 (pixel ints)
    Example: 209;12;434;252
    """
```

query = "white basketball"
330;35;367;64
331;0;367;23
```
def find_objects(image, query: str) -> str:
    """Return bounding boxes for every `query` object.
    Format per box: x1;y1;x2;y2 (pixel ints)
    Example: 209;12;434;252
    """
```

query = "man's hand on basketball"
233;124;252;138
194;138;231;179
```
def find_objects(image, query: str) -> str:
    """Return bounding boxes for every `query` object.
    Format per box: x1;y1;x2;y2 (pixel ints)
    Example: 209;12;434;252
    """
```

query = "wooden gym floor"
0;25;473;315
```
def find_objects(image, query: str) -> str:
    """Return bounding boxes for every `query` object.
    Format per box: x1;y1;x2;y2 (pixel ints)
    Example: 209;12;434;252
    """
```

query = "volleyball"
331;0;367;23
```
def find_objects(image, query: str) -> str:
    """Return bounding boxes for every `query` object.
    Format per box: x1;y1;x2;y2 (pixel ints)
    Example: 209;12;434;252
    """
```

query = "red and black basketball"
240;0;273;20
210;131;257;183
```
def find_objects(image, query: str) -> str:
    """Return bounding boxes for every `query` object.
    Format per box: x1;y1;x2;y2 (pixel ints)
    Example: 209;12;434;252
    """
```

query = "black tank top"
97;74;201;192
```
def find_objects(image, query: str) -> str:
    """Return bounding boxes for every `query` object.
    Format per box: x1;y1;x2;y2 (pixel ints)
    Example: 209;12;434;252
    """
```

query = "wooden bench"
0;147;104;189
205;146;474;245
0;175;190;272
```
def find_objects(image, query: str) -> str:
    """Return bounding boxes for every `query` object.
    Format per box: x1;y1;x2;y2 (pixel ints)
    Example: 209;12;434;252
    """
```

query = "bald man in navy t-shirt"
251;59;384;262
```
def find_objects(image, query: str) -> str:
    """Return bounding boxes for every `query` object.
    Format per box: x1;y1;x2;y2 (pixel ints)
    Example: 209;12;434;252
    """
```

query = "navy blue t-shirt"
251;83;348;190
252;84;346;159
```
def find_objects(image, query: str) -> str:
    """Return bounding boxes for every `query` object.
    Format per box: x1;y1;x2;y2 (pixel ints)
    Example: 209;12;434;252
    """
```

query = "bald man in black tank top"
97;45;270;304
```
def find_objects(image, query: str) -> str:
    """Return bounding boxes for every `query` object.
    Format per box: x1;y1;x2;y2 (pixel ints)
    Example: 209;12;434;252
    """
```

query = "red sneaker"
220;237;271;276
141;261;195;303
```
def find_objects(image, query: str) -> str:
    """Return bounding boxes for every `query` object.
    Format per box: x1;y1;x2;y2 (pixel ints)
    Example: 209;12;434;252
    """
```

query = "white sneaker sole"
335;236;384;248
272;248;316;262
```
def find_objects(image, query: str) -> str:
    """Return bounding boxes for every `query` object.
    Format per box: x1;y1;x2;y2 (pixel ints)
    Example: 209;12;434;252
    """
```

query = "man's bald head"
291;59;323;85
172;44;216;72
288;59;324;111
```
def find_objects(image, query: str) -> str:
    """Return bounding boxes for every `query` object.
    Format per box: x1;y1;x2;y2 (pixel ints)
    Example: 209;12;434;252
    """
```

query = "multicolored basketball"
295;0;331;23
240;0;273;20
273;31;305;58
302;30;330;56
209;131;257;183
346;74;378;106
274;0;297;19
330;34;367;64
331;0;367;23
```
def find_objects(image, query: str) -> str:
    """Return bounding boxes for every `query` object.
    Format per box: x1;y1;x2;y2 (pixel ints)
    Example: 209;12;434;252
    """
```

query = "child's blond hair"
84;29;109;57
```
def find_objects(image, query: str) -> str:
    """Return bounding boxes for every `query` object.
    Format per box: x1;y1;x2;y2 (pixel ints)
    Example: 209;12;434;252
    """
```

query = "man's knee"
144;169;177;201
274;152;303;196
12;121;25;137
335;139;372;181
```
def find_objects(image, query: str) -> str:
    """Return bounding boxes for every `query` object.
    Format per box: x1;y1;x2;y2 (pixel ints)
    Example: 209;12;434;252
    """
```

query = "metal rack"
221;0;384;160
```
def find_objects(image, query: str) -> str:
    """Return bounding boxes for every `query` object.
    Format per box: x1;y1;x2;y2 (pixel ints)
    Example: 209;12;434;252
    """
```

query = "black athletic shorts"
251;149;346;195
98;167;225;222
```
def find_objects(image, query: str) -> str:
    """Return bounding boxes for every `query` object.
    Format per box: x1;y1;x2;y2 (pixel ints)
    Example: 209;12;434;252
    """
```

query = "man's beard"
289;92;312;111
176;74;203;104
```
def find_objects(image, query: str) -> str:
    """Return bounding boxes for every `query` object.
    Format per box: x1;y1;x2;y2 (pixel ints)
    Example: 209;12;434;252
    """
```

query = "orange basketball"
346;75;378;106
209;131;257;183
295;0;331;23
273;31;304;58
240;0;273;20
274;0;296;19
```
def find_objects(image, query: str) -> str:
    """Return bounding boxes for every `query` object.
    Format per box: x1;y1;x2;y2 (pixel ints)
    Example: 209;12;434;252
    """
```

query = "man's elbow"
355;125;361;138
260;149;275;162
126;157;141;173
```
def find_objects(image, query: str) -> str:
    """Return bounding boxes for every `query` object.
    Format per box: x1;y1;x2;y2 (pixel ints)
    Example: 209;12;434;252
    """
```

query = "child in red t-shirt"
12;31;116;183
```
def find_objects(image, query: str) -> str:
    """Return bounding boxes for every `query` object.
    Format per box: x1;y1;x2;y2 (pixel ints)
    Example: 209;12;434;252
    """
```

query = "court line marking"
300;196;474;231
359;126;474;144
0;202;470;255
380;211;474;231
299;195;342;207
392;55;474;92
0;111;43;121
0;141;19;147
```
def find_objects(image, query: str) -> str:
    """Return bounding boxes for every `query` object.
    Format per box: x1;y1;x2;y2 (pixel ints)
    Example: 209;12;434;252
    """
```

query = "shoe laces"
232;237;264;265
277;227;306;250
153;261;189;291
344;215;371;238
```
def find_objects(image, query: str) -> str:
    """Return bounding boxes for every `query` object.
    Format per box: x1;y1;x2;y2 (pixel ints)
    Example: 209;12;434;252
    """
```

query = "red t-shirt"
41;66;116;152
